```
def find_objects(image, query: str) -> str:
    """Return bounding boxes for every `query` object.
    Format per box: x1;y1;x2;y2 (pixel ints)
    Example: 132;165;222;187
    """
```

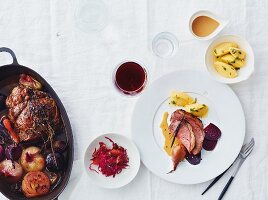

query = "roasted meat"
169;109;204;155
5;85;60;142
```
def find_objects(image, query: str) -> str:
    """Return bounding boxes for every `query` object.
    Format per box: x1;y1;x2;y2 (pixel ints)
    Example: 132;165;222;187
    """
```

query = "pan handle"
0;47;18;65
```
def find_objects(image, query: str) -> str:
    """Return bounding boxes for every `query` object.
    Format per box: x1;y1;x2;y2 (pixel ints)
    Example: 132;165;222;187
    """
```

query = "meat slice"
186;117;204;155
170;109;204;155
169;120;195;153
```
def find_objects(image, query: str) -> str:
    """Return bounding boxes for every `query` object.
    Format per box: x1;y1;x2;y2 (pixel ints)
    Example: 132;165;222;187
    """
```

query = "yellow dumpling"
213;42;238;57
214;61;238;78
229;47;246;60
184;103;208;117
169;91;195;106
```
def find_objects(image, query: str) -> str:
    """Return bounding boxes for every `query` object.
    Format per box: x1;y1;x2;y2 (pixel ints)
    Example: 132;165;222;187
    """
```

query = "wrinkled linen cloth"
0;0;268;199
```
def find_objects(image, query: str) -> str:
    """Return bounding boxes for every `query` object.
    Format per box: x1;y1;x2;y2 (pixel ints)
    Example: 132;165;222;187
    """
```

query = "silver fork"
218;138;255;200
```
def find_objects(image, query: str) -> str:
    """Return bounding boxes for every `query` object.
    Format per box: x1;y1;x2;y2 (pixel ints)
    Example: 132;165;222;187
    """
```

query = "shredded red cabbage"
89;137;129;177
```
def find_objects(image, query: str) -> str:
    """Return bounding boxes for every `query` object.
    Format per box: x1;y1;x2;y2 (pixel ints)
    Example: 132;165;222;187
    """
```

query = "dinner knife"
201;164;233;195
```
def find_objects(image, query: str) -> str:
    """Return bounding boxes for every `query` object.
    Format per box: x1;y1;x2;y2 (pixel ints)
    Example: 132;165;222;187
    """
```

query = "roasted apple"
0;160;23;183
20;146;45;172
22;171;50;198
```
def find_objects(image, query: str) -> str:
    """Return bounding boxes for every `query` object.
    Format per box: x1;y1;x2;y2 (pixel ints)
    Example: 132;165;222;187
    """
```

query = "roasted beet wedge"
204;123;221;141
185;152;202;165
203;139;218;151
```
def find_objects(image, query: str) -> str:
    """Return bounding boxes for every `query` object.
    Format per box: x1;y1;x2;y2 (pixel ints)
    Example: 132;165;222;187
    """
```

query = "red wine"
114;62;147;95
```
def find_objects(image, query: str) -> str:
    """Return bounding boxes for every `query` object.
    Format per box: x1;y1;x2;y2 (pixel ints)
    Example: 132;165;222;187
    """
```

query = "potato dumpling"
169;91;195;106
220;54;245;68
184;103;208;117
214;61;238;78
213;42;238;57
229;47;246;60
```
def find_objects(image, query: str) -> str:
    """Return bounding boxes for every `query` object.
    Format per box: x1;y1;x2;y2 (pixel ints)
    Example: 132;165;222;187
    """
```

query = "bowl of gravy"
189;10;228;40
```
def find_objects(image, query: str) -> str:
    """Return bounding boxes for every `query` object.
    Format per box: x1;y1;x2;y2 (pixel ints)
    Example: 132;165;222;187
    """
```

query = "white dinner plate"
131;70;245;184
84;133;140;188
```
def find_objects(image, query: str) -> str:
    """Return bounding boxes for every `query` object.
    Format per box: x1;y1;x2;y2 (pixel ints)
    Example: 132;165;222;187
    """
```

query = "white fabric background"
0;0;267;199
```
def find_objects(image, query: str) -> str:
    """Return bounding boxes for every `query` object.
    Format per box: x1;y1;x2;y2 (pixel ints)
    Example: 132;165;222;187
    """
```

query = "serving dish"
84;133;140;189
205;35;254;84
131;70;245;184
0;47;73;200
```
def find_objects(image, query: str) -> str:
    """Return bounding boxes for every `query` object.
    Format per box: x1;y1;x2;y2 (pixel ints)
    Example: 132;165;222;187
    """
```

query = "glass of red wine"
113;61;148;96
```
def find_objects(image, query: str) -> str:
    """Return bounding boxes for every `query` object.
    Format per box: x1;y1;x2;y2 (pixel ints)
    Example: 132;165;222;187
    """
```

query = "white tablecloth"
0;0;267;199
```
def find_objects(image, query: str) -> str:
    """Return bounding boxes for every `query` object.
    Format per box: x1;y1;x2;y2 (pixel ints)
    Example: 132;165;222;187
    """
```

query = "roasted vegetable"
1;116;20;144
204;123;222;141
53;140;67;153
185;152;202;165
203;139;218;151
0;123;12;145
0;93;7;111
19;74;42;90
5;144;22;161
0;145;5;162
46;153;65;172
0;160;23;183
46;172;58;185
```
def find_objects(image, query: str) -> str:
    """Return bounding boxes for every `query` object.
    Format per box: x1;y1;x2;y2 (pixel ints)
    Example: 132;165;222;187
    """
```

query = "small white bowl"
189;10;228;40
84;133;140;189
205;35;255;84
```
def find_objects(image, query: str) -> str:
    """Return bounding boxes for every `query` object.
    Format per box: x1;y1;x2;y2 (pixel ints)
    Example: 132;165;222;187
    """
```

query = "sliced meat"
170;109;204;155
169;120;195;153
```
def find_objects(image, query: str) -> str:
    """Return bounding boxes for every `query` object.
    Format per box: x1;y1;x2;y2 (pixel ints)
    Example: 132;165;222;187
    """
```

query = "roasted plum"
53;140;67;153
0;93;7;111
5;144;22;161
46;153;64;172
19;74;42;90
0;160;23;183
0;145;5;162
20;146;45;172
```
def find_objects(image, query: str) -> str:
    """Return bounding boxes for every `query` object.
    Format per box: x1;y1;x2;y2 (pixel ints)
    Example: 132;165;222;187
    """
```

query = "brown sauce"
192;16;219;37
